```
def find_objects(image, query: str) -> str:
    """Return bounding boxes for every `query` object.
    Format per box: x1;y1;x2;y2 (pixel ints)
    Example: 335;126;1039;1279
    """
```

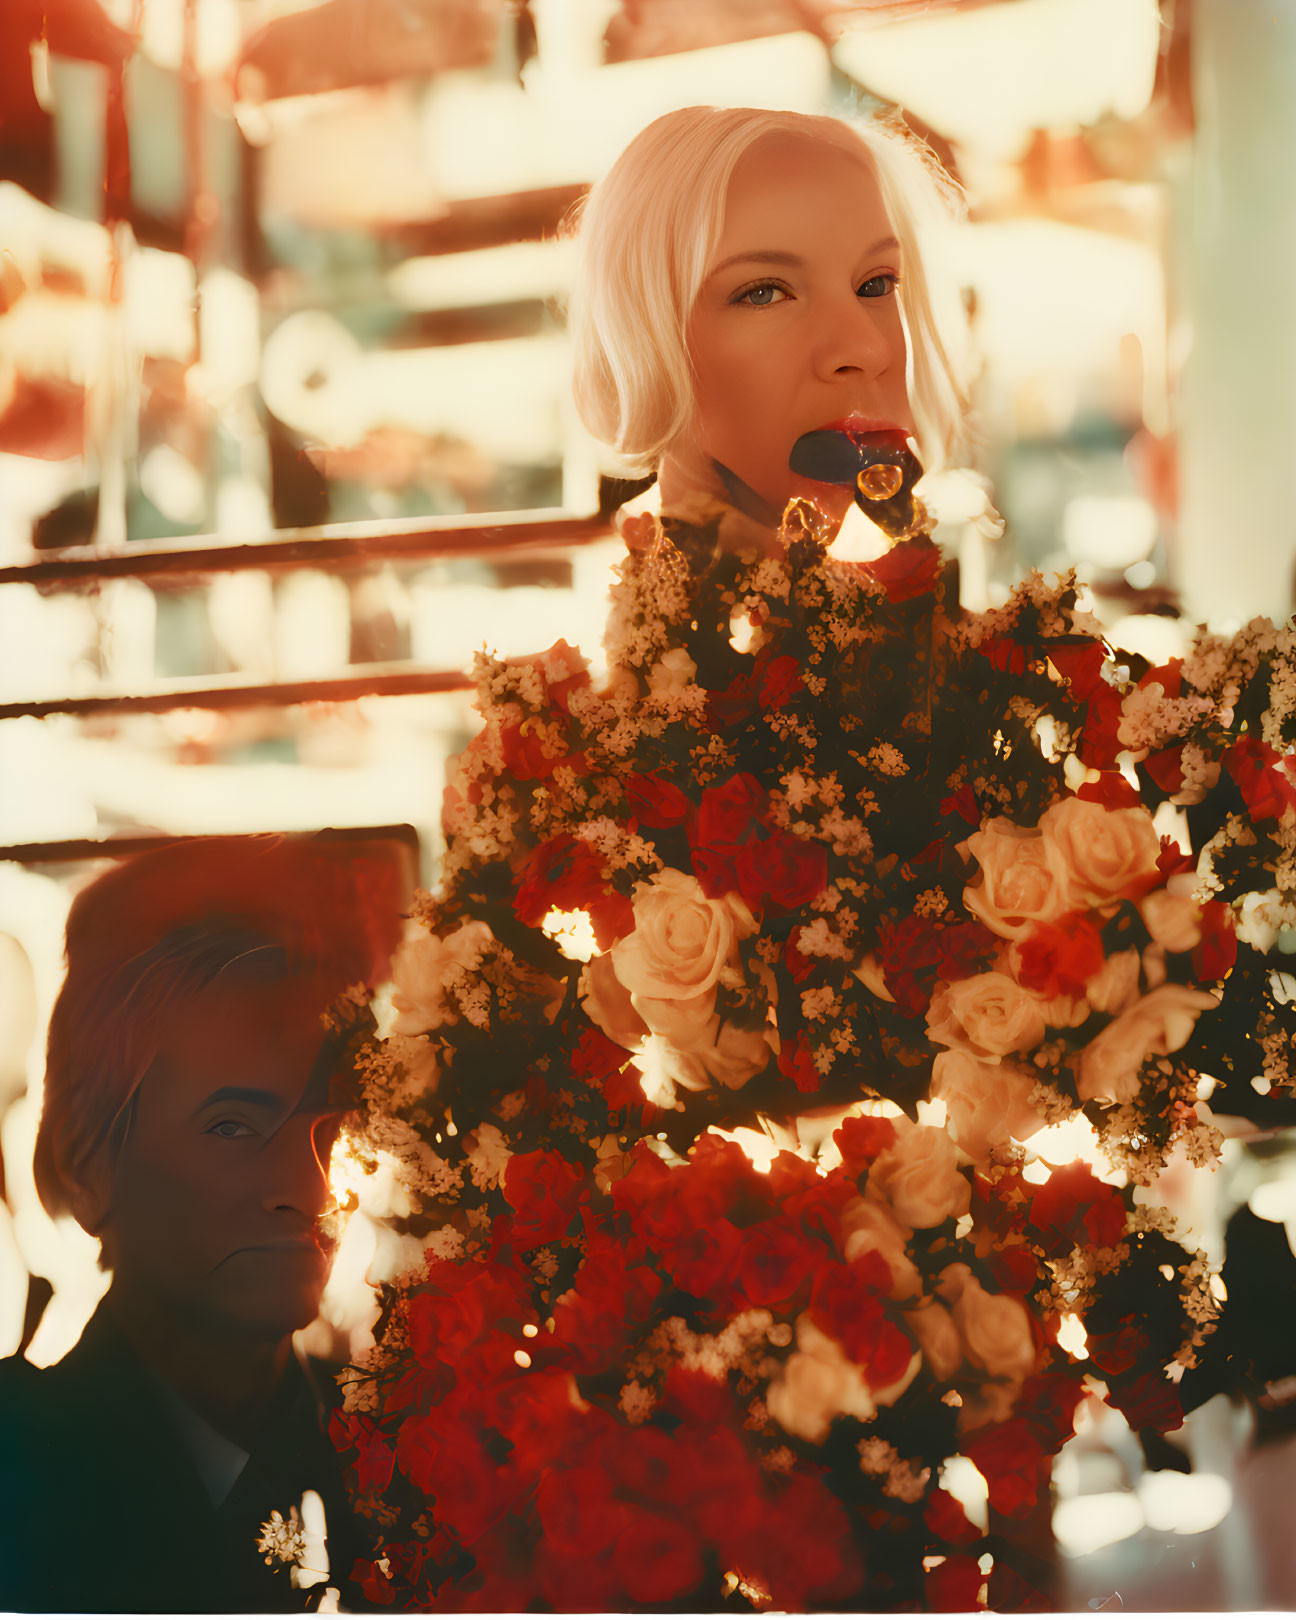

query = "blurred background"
3;0;1295;1607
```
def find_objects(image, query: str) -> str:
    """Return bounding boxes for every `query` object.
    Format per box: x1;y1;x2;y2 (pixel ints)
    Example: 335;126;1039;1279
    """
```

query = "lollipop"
789;428;926;540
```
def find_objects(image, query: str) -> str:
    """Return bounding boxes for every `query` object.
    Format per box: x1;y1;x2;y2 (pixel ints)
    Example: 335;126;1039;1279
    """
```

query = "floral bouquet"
329;498;1295;1610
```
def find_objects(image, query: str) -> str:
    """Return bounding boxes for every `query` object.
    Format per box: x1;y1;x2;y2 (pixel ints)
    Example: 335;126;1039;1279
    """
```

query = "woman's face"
672;132;916;526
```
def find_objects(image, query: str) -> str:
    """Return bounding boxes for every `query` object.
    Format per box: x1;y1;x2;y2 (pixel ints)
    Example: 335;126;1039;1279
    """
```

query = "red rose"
614;1513;705;1607
696;771;769;847
941;784;981;825
1156;836;1197;881
601;1059;653;1122
738;829;828;913
925;1554;986;1612
833;1113;898;1176
1027;1163;1127;1255
1079;683;1125;771
778;1026;821;1093
736;1220;819;1309
979;633;1028;675
1049;640;1106;699
865;535;941;602
1105;1369;1183;1433
502;1149;588;1247
407;1260;529;1364
1087;1316;1148;1377
925;1487;983;1547
784;928;815;982
549;1242;664;1375
1139;656;1183;698
962;1418;1045;1518
537;1464;626;1556
1076;771;1143;810
1225;736;1296;823
329;1410;396;1494
758;652;804;711
625;771;693;829
350;1559;397;1607
513;832;628;943
499;720;580;781
1145;743;1186;794
1015;914;1105;999
1193;899;1237;980
986;1243;1040;1295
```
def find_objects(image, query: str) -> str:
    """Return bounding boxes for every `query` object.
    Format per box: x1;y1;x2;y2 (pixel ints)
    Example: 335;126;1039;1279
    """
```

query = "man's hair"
35;834;408;1226
567;105;971;480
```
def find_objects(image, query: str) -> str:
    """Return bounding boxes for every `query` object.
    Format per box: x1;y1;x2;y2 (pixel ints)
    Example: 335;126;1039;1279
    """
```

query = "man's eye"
207;1119;254;1140
858;274;899;299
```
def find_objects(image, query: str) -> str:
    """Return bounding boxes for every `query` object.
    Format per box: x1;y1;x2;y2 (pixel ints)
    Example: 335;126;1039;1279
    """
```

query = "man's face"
106;973;346;1341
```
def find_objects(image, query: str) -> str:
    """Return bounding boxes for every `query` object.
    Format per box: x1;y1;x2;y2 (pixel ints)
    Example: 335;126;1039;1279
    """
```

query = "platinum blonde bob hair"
568;105;971;479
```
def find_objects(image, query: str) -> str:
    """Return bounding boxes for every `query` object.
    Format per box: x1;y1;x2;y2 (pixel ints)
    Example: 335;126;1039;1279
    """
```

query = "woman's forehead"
714;134;890;256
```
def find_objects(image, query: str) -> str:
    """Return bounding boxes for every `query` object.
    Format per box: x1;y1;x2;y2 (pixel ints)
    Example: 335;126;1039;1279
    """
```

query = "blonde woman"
568;104;971;540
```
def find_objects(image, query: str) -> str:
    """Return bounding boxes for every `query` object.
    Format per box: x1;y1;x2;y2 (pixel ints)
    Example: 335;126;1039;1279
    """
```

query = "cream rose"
841;1196;922;1299
1085;948;1142;1015
766;1316;920;1443
579;952;649;1050
1139;890;1203;954
390;919;493;1034
939;1265;1038;1382
1040;796;1161;910
963;819;1076;941
647;647;698;698
926;972;1048;1059
611;869;741;1004
696;1018;775;1090
634;990;718;1051
904;1301;963;1382
1077;983;1220;1104
866;1122;971;1230
930;1051;1047;1163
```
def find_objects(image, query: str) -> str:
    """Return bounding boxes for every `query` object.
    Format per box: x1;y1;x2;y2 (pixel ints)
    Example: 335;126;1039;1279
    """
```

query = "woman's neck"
656;447;847;553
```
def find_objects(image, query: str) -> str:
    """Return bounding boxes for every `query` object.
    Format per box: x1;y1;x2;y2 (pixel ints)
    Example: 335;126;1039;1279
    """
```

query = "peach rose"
767;1316;921;1443
904;1300;963;1382
580;952;649;1049
1139;889;1203;954
390;919;493;1034
930;1050;1047;1163
611;869;746;1003
939;1265;1038;1382
696;1018;775;1089
963;819;1076;941
1039;796;1161;909
867;1122;971;1230
926;972;1048;1059
841;1196;922;1300
1077;983;1220;1104
1085;948;1142;1015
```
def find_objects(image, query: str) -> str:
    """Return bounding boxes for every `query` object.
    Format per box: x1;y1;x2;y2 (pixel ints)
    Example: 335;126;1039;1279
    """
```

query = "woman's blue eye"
736;283;786;307
859;274;898;299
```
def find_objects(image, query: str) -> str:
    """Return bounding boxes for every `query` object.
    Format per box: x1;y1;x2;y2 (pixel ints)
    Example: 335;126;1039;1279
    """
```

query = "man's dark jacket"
0;1303;368;1612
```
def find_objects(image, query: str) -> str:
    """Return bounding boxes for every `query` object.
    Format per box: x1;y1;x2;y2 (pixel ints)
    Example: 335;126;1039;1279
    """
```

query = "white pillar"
1177;0;1296;629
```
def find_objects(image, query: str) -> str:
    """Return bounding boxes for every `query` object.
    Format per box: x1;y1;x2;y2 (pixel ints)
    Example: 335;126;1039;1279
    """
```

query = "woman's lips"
816;417;909;450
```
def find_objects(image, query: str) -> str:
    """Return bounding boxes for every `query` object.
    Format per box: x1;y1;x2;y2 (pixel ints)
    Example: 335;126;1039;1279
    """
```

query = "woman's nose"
811;295;895;380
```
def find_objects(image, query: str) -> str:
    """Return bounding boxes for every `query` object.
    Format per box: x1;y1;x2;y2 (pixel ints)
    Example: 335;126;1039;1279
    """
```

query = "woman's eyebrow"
709;236;899;278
